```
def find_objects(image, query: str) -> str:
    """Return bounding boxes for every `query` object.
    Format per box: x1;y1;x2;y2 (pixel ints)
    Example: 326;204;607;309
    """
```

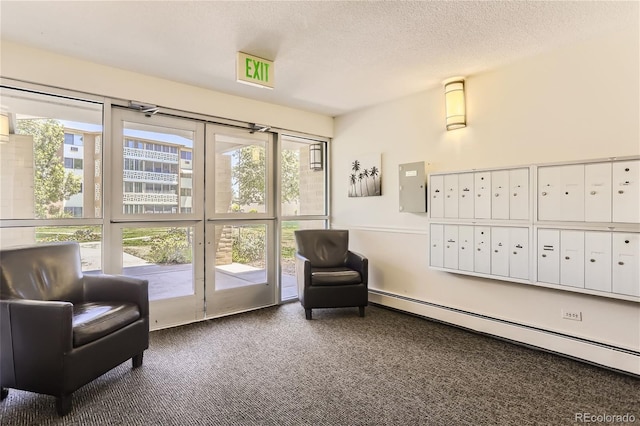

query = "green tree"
281;149;300;203
232;145;300;206
233;145;266;206
16;119;82;218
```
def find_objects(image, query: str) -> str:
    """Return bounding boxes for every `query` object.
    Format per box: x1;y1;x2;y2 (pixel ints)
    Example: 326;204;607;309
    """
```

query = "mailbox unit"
430;166;530;221
428;157;640;302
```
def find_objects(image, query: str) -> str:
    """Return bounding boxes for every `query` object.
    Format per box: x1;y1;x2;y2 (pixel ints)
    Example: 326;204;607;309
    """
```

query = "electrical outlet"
562;310;582;321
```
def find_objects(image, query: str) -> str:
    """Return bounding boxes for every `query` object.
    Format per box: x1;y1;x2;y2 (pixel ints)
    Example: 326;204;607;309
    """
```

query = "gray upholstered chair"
0;241;149;416
294;229;368;320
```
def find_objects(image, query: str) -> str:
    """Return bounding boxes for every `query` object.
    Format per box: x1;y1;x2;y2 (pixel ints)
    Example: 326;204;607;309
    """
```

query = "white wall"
0;41;333;138
332;28;640;373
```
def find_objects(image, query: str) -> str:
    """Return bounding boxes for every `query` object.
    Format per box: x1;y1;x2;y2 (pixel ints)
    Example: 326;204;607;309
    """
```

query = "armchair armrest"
83;274;149;317
1;299;73;388
346;251;368;285
295;252;312;290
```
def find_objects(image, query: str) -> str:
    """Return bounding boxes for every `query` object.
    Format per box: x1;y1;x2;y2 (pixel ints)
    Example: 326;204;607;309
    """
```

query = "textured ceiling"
1;1;637;117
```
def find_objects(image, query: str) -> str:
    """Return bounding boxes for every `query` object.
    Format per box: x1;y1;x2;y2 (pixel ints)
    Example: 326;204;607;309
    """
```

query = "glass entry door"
110;108;205;329
205;124;276;317
111;111;277;326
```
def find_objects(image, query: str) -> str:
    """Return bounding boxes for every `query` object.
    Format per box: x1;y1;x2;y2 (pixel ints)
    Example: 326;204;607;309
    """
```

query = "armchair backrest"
0;241;84;302
294;229;350;268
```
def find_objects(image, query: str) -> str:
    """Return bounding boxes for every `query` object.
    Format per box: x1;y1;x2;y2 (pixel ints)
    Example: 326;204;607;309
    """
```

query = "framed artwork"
348;153;381;197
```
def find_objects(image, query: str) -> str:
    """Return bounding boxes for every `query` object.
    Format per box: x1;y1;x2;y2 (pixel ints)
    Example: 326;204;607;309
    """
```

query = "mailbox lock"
513;251;517;255
590;259;596;262
495;193;499;197
625;240;630;244
625;168;630;171
565;256;570;260
541;254;547;258
542;192;547;196
618;190;624;194
590;191;596;195
618;261;624;265
513;193;517;196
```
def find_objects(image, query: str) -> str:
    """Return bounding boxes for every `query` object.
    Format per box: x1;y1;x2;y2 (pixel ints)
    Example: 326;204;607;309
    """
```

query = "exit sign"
237;52;274;89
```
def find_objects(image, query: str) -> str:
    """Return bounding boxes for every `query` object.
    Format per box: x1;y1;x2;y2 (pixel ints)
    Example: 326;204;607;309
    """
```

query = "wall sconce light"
309;143;323;171
0;114;10;144
443;77;466;131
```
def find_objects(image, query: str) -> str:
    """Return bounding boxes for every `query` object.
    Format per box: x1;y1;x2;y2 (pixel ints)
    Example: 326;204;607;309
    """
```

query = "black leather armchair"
0;241;149;416
294;229;368;320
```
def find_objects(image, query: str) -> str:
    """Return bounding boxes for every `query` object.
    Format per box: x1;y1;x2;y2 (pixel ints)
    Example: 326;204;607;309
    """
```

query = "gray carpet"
1;303;638;425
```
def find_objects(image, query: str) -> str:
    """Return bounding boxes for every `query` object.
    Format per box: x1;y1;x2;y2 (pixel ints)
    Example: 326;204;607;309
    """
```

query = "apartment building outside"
61;129;194;218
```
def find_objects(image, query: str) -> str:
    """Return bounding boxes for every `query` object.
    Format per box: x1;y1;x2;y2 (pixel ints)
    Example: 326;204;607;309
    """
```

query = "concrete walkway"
79;242;297;301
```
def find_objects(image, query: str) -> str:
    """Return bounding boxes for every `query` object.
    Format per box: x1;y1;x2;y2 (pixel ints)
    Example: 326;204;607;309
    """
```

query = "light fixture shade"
309;143;323;171
444;77;466;131
0;114;9;144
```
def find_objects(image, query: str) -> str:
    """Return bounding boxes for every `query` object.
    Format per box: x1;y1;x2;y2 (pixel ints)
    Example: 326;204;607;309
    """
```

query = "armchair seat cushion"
72;302;140;347
311;267;362;286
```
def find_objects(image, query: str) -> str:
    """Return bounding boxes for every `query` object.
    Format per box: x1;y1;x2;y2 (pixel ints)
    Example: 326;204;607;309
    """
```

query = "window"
1;86;103;270
279;136;328;301
280;138;326;216
181;151;192;160
135;182;143;193
0;86;102;223
64;158;84;170
63;206;83;217
64;133;84;146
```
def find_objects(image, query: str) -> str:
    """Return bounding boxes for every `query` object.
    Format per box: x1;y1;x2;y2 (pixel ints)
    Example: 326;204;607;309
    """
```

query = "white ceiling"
1;1;637;117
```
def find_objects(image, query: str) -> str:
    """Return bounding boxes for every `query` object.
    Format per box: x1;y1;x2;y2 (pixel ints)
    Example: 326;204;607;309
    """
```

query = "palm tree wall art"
348;154;381;197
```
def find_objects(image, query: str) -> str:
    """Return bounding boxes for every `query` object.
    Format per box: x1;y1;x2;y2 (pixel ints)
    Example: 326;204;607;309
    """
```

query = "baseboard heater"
368;289;640;378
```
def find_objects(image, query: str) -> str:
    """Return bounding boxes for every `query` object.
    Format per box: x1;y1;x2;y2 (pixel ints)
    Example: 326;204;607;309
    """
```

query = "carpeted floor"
1;303;638;425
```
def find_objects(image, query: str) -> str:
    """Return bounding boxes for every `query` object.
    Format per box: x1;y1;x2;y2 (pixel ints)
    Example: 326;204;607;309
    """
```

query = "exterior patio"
81;242;298;302
122;263;297;301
